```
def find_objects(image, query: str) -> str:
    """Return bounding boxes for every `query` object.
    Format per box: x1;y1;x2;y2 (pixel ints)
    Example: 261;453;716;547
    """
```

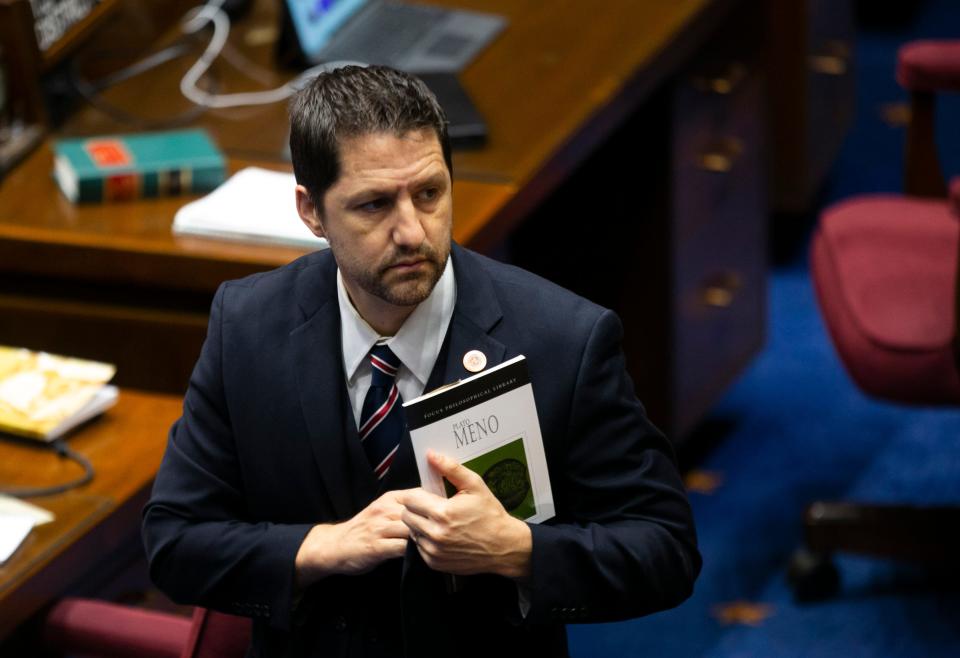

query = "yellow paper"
0;346;116;439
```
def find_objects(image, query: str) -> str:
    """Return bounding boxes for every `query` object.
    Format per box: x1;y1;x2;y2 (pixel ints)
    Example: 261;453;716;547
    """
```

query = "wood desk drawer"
673;54;764;242
766;0;854;212
670;32;766;435
806;0;855;185
672;201;766;432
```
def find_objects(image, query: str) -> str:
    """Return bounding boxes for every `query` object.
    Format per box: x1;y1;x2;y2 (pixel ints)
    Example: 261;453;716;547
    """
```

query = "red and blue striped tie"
359;344;404;479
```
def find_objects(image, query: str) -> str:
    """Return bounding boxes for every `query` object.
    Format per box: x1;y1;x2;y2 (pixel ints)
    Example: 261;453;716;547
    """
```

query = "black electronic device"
418;72;487;149
279;0;504;74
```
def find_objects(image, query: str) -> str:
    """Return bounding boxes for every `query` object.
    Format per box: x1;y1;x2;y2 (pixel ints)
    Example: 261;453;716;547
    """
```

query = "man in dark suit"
143;65;700;657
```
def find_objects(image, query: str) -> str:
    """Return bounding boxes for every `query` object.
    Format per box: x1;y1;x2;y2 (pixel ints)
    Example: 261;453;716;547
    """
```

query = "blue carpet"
568;1;960;655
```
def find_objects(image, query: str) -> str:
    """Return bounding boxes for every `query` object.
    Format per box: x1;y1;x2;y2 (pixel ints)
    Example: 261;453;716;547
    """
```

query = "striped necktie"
359;344;404;479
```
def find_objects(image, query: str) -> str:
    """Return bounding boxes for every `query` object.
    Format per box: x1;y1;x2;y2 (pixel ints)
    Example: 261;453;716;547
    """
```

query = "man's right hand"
295;489;414;589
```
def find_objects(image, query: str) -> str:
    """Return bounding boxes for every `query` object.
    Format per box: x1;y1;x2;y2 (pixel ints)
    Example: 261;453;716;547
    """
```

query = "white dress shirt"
337;257;457;426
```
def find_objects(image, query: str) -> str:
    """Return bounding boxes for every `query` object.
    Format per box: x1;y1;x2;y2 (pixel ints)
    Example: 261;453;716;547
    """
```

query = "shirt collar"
338;256;456;387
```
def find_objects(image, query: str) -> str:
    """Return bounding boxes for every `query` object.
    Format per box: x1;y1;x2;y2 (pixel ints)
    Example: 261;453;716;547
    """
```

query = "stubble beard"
356;242;449;307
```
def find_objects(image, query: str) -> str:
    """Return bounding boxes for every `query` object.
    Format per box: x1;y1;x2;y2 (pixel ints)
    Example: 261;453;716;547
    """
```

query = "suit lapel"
291;256;378;520
441;244;508;380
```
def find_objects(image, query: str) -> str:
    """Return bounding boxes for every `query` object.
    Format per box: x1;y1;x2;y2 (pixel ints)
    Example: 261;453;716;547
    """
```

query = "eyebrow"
414;172;449;192
342;172;448;207
343;186;397;207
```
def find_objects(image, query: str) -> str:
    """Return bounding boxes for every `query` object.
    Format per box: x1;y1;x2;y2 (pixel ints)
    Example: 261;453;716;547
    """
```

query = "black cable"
0;439;95;498
85;42;193;88
67;36;218;130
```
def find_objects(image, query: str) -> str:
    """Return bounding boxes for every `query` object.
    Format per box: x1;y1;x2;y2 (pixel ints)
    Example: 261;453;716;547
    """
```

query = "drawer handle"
809;40;850;76
693;62;747;95
697;138;743;173
809;54;847;76
701;272;742;308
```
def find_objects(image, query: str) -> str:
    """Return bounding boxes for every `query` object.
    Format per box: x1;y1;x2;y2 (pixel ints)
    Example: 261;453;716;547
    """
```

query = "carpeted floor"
568;1;960;655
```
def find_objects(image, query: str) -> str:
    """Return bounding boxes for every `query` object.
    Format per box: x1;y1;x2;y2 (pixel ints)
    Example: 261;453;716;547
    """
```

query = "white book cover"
403;355;554;523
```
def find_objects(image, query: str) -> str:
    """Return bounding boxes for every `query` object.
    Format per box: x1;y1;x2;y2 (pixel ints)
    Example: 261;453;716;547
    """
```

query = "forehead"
334;129;447;186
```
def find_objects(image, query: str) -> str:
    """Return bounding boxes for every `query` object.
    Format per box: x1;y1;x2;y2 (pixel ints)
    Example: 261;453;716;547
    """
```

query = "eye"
357;197;390;213
416;187;440;203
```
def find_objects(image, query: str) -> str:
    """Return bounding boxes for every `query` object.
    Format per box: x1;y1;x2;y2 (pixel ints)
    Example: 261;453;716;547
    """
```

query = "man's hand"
398;450;532;580
295;489;415;589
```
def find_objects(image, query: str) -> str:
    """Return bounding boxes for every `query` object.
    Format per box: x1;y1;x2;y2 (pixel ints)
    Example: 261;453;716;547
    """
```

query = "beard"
345;241;449;308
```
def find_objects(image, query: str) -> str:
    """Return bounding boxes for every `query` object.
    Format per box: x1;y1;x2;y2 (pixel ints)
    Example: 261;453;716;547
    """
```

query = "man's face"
297;129;452;326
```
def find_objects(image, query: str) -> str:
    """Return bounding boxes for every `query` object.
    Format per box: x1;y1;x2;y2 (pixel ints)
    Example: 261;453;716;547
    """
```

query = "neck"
361;306;415;337
343;284;416;336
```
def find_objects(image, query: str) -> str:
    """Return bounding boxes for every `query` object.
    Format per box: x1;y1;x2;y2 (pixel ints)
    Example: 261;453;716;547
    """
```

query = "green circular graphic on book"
482;458;531;511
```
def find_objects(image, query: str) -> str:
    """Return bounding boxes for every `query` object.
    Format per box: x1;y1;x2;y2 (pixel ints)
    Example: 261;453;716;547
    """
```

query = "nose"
392;197;426;249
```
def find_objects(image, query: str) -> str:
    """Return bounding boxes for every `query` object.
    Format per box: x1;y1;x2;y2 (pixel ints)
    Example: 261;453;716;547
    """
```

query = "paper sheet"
0;515;34;564
0;494;54;524
0;494;54;565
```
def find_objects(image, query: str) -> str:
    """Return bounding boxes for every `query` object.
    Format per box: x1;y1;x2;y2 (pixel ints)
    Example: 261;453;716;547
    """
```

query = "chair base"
787;549;840;601
788;503;960;600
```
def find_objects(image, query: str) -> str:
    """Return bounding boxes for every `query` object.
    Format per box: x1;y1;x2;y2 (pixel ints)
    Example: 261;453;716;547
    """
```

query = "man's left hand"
398;450;532;580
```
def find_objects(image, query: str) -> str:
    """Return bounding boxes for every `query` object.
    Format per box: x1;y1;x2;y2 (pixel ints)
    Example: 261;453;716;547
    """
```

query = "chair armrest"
43;597;191;658
950;177;960;218
897;40;960;92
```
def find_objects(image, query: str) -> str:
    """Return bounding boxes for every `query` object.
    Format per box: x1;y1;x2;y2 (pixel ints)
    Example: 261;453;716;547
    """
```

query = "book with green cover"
52;129;226;203
403;355;555;523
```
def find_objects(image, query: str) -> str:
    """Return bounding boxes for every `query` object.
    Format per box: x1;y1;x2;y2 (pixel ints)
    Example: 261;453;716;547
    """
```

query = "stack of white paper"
173;167;329;250
0;494;54;565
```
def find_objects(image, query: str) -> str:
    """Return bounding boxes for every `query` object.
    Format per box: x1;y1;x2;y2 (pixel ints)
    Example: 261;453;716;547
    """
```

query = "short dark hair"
288;65;452;208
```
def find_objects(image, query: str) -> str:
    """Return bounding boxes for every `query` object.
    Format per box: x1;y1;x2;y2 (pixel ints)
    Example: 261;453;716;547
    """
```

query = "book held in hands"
403;355;554;523
0;346;118;442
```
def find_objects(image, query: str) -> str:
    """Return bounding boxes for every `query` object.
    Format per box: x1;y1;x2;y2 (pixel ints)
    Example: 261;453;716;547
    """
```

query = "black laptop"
283;0;505;73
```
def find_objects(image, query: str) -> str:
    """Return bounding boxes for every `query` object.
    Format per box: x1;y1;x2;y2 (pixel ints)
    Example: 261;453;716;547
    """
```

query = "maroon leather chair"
788;40;960;600
43;598;250;658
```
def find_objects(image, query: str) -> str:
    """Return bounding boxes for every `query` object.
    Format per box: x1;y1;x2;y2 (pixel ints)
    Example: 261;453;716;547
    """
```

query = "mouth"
387;258;428;272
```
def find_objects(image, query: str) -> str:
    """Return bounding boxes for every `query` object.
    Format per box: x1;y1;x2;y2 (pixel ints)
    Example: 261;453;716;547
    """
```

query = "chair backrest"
899;40;960;377
181;608;252;658
953;177;960;371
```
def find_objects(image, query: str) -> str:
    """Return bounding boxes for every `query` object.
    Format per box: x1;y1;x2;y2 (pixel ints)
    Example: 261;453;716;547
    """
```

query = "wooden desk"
0;0;766;437
0;389;182;640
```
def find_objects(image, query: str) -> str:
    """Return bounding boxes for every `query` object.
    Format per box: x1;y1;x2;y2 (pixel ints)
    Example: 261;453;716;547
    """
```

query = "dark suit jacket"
143;244;700;658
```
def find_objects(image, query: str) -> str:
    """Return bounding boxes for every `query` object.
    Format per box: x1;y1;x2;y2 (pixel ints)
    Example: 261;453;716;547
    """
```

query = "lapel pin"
462;350;487;373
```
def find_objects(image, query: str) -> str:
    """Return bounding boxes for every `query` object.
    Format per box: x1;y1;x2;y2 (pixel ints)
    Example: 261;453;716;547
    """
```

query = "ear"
295;185;326;238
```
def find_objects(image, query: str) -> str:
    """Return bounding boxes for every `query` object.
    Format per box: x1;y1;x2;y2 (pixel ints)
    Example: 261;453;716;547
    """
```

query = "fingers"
400;506;441;539
383;487;423;502
427;450;485;492
397;487;447;521
379;537;410;559
376;488;420;512
349;493;418;541
381;518;414;539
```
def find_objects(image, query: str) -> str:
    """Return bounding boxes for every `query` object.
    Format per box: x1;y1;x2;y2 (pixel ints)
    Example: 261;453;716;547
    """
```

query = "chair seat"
811;194;960;404
44;598;192;658
896;40;960;92
43;598;251;658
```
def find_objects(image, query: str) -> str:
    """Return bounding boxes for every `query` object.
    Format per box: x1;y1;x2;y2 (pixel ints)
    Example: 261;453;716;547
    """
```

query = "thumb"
427;450;484;492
